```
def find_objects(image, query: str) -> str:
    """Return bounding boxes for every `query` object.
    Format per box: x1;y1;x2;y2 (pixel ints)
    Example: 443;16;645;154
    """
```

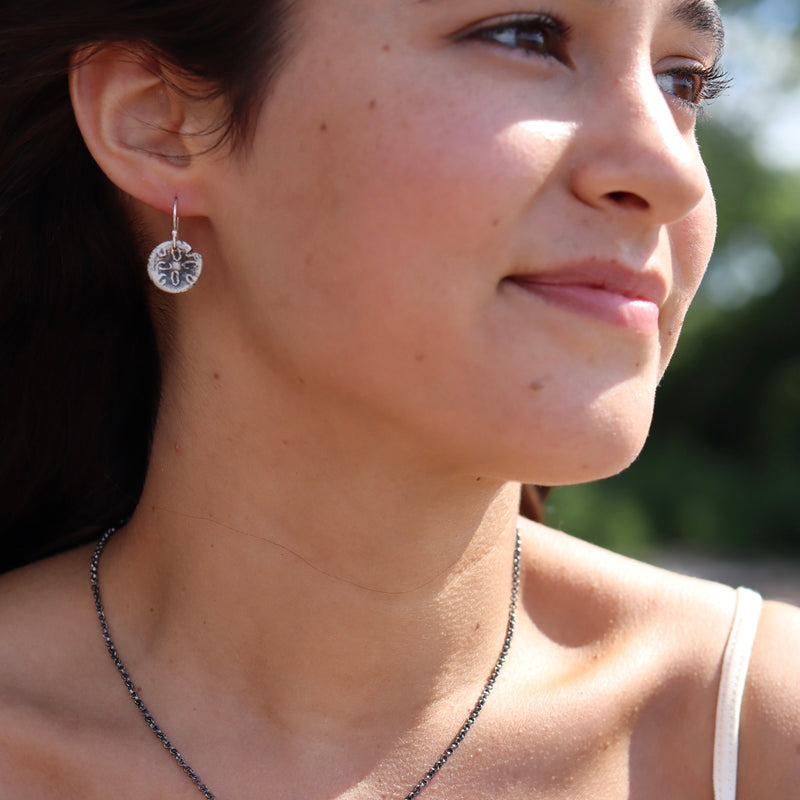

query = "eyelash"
458;13;730;111
656;63;731;111
456;13;572;62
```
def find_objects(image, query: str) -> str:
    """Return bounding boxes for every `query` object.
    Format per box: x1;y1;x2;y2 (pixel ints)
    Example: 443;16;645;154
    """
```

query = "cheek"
659;189;717;371
209;41;690;484
228;63;567;361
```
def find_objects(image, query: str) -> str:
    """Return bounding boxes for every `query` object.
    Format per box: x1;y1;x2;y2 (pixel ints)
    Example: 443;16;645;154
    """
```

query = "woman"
0;0;798;797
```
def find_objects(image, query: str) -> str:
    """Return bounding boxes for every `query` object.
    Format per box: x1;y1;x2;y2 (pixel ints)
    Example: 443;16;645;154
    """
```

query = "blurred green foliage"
548;0;800;558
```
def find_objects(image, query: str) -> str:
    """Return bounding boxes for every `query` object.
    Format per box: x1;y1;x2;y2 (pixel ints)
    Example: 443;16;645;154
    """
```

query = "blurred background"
547;0;800;603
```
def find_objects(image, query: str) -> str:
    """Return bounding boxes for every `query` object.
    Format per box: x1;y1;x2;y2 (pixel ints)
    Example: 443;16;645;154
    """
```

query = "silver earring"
146;198;203;293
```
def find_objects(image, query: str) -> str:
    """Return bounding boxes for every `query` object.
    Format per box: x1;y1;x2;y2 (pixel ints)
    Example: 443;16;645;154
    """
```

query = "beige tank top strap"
713;587;763;800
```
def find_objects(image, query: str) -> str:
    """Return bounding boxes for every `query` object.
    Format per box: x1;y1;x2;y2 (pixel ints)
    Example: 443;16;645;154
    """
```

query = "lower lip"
509;281;660;335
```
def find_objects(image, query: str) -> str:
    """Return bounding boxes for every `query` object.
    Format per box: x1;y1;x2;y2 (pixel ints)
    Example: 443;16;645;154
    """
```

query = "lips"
505;261;668;335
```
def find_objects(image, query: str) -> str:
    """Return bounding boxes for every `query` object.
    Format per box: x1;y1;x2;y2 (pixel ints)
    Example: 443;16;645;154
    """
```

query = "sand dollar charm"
147;239;203;294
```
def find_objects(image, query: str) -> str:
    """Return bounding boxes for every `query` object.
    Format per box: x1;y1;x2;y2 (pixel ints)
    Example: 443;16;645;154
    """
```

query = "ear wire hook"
171;197;180;258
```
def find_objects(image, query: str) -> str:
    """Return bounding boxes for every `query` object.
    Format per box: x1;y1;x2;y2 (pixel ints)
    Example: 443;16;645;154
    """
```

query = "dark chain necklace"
91;526;521;799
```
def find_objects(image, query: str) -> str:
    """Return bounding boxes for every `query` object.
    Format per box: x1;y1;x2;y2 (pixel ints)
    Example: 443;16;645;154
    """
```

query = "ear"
68;45;218;218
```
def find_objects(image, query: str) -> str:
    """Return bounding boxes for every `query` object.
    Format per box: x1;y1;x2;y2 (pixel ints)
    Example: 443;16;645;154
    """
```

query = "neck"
102;373;523;739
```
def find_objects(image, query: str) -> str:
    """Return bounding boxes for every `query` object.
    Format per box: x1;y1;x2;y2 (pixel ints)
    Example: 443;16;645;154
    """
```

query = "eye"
455;13;571;63
657;72;701;104
656;63;730;110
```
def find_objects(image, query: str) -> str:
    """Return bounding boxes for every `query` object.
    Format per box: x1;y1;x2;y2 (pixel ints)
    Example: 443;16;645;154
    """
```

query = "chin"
499;400;656;488
519;448;646;490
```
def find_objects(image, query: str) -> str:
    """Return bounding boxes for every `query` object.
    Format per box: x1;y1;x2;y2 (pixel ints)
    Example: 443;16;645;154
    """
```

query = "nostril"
607;190;649;211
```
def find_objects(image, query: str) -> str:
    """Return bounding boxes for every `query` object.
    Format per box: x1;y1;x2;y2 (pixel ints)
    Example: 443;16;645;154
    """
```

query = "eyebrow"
672;0;725;56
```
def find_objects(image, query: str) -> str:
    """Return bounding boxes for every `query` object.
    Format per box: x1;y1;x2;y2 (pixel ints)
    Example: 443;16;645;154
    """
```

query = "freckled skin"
202;0;716;488
1;5;798;800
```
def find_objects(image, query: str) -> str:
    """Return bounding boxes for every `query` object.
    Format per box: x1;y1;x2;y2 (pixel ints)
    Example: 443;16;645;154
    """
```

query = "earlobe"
68;45;208;216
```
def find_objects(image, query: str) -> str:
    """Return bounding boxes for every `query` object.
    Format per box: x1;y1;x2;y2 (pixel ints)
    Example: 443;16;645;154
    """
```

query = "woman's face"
202;0;721;485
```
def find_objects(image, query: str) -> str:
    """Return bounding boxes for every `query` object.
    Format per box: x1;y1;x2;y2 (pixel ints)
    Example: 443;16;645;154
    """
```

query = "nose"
568;66;711;225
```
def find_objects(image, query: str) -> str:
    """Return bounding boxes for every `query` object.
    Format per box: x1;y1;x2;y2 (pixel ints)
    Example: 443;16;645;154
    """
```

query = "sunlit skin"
191;0;718;488
0;1;799;798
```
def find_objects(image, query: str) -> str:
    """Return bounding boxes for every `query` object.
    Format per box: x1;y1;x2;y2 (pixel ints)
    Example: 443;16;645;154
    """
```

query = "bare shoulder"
738;598;800;799
518;518;800;797
516;518;740;796
518;515;738;652
0;545;97;681
0;546;111;794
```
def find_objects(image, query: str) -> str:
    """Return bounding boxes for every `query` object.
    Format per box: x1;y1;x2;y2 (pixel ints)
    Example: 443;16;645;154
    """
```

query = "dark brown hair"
0;0;295;572
0;0;545;573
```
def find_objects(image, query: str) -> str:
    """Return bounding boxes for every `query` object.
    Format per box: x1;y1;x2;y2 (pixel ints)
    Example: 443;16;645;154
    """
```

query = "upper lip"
507;259;670;307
